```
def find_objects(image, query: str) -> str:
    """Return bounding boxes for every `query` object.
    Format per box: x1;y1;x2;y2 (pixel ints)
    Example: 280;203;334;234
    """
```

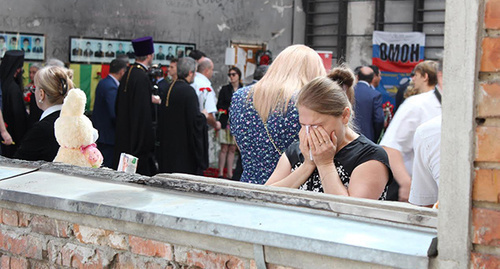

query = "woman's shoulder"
33;113;59;132
233;85;251;97
220;84;231;93
231;86;253;107
222;83;233;89
18;112;59;150
352;134;386;152
346;135;389;164
42;110;61;121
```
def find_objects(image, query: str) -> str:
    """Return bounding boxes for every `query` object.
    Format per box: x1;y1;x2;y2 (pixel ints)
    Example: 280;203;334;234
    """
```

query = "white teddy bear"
53;88;103;168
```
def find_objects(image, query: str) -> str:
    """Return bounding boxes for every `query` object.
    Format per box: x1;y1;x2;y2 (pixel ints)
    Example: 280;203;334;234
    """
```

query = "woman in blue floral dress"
230;45;326;184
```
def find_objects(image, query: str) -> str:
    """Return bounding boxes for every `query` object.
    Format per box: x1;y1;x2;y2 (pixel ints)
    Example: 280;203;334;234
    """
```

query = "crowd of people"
0;38;442;207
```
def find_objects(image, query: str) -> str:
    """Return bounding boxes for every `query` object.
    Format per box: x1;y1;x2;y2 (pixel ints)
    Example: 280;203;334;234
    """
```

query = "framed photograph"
0;31;45;61
70;36;196;65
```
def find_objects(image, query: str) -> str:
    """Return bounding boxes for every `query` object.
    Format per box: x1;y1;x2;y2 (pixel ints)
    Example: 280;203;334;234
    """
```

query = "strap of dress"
263;121;283;156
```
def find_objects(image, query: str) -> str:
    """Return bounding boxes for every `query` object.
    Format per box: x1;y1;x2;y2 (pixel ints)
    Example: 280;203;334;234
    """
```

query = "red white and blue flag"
372;31;425;106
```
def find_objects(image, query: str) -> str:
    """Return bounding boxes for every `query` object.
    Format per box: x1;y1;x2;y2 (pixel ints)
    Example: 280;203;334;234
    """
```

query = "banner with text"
372;31;425;107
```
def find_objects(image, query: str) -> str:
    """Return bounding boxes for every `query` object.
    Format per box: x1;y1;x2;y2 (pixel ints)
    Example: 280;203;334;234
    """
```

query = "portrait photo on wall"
152;42;195;66
0;31;45;61
70;37;195;65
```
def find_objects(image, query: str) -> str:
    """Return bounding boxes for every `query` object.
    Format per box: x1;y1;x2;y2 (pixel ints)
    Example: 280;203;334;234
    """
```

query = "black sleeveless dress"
285;134;394;200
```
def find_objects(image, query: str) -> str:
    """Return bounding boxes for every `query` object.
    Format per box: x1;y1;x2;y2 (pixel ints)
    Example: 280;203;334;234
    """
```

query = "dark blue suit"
354;81;384;143
92;75;119;168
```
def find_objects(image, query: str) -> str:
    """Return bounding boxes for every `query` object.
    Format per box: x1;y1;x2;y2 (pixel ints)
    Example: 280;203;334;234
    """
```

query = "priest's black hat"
0;50;25;88
132;36;154;57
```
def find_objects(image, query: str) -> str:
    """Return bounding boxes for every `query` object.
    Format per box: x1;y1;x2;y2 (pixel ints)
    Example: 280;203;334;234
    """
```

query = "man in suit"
353;66;384;143
166;46;175;60
0;36;7;55
116;43;125;56
83;42;93;57
8;37;18;50
105;43;115;58
32;38;43;53
126;43;135;59
92;59;128;168
72;41;82;56
21;38;30;53
156;45;165;60
94;43;104;58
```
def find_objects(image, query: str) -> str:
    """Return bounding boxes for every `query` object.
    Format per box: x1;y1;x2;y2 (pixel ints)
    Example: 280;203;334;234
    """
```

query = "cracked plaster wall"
0;0;304;90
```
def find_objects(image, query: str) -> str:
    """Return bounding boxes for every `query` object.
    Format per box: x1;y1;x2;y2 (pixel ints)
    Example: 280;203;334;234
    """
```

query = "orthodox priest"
0;50;27;157
113;36;157;176
157;57;208;175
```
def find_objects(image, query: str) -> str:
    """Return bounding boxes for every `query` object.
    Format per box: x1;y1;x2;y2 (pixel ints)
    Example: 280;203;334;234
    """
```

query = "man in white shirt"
409;115;441;207
380;63;442;202
409;61;444;207
190;57;221;130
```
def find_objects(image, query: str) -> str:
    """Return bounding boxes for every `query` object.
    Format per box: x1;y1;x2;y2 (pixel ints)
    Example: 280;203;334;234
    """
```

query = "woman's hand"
309;126;336;168
298;126;315;167
1;129;13;145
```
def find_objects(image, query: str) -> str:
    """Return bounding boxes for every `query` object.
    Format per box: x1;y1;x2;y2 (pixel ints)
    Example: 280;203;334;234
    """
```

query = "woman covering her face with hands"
266;66;393;200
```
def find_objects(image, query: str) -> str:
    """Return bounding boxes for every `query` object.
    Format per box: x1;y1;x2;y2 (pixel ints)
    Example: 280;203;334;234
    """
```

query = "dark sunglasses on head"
228;73;238;77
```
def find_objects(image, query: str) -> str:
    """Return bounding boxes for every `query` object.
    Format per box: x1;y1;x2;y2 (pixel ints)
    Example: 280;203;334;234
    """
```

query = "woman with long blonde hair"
230;44;326;184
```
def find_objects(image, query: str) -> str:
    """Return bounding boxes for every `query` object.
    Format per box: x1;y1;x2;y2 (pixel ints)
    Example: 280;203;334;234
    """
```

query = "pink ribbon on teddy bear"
80;143;103;168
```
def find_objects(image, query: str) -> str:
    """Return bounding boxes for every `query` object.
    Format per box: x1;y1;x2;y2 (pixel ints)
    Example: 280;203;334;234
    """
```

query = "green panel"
80;64;92;111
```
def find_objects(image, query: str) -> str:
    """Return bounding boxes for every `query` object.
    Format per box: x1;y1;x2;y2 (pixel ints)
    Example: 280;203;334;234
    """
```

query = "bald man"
190;57;221;130
353;66;384;143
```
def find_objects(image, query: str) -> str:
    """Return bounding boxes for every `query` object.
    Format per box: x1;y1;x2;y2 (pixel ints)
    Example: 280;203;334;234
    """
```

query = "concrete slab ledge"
0;158;436;269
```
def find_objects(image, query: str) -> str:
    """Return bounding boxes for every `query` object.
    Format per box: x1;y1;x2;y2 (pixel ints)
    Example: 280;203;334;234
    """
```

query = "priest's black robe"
0;51;27;157
113;63;157;176
157;79;208;176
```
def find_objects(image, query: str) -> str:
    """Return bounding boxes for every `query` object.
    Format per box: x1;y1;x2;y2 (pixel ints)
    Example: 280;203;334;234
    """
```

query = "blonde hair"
35;66;74;105
403;83;418;99
252;45;326;122
297;65;356;126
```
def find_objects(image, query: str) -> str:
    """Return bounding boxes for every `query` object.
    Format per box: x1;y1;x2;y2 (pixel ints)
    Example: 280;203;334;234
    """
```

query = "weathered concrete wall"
346;1;375;67
0;0;303;89
437;0;478;267
1;0;446;83
0;158;438;269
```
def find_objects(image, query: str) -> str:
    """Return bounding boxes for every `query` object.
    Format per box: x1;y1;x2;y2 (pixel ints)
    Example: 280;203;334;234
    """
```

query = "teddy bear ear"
60;88;86;117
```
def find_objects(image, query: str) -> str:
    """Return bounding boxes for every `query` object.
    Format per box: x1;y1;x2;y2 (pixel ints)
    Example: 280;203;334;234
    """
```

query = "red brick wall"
472;0;500;267
0;208;292;269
